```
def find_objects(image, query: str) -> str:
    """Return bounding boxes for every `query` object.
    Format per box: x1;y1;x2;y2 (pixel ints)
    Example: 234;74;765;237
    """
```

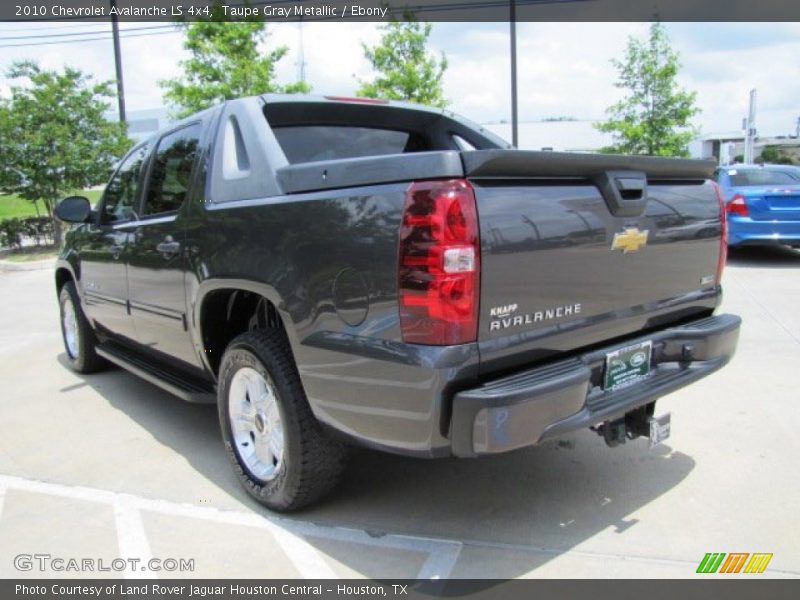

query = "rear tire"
59;281;106;374
218;330;348;511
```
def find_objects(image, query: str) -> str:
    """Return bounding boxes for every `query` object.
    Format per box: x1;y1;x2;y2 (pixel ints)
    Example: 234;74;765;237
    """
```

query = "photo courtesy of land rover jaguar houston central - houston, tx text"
53;95;741;510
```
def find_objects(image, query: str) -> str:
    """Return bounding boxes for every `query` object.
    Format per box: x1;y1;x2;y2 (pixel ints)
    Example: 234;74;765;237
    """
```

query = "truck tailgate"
463;150;723;375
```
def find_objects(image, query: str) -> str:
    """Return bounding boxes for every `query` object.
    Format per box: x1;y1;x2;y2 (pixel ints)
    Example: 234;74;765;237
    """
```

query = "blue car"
714;164;800;247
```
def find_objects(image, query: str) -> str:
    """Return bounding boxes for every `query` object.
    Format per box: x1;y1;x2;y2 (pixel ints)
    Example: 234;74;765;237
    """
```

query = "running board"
96;343;216;404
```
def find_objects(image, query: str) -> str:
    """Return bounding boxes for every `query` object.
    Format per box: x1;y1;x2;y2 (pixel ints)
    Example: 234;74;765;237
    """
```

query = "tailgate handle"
594;170;648;217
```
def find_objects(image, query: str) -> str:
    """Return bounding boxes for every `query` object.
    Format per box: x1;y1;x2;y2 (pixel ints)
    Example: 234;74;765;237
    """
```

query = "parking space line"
416;542;462;580
736;283;800;346
0;474;460;579
271;523;463;579
113;496;156;580
262;521;339;579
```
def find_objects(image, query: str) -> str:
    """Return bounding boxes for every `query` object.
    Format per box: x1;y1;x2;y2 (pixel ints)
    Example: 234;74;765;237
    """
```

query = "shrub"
0;218;23;249
0;216;55;249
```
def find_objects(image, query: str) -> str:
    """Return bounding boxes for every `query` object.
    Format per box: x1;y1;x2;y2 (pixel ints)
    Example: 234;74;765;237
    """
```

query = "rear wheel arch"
195;281;298;377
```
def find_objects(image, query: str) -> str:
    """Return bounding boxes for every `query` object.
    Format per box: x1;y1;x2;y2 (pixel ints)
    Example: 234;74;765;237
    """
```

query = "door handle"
156;237;181;257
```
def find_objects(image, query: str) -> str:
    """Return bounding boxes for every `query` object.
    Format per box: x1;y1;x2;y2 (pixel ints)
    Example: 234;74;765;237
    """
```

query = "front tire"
218;330;348;511
59;281;106;374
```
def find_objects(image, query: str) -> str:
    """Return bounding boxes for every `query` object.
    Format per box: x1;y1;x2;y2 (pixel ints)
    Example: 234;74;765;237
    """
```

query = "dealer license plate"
603;340;652;390
649;413;671;448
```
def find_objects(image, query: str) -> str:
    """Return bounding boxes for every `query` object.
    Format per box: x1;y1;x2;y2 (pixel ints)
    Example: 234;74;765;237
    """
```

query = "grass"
0;195;40;220
0;190;103;221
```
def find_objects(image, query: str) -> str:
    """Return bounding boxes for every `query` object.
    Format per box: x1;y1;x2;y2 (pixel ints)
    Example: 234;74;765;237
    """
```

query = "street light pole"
509;0;518;148
743;88;757;164
110;0;126;124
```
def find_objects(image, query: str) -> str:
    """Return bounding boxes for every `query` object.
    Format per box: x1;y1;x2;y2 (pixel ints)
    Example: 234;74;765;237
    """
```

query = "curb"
0;258;56;272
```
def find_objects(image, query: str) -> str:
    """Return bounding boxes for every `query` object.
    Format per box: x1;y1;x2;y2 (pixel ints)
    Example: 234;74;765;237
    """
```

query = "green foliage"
0;61;130;241
160;11;310;118
0;217;54;249
759;146;781;162
596;23;699;157
0;218;23;249
758;145;794;164
357;19;448;107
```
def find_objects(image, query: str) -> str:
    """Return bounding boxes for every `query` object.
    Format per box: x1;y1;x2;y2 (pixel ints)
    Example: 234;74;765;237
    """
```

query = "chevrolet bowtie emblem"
611;227;649;254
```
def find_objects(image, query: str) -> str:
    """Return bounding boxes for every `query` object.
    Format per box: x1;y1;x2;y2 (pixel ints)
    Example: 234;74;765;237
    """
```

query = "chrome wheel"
228;367;284;481
62;294;80;359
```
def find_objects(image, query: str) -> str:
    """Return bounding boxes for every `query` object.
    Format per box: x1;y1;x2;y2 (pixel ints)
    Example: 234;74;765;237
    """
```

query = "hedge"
0;217;55;249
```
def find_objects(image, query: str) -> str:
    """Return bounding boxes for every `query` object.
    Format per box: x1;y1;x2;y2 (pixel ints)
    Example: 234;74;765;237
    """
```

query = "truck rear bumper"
449;313;741;457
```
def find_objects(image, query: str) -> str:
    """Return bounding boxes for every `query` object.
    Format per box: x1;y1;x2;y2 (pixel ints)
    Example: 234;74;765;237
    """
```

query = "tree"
0;61;130;244
758;145;794;165
596;22;699;157
357;19;448;107
160;17;309;117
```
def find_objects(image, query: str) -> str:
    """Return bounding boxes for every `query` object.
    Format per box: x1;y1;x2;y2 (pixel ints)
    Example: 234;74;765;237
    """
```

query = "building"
106;108;171;143
691;132;800;165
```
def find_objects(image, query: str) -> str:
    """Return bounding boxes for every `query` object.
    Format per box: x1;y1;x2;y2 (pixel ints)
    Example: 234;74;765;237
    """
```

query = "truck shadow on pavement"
57;353;696;579
727;245;800;269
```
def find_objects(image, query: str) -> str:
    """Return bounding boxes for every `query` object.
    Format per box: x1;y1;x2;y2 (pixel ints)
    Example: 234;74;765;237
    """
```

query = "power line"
0;29;179;49
0;23;110;32
0;25;175;41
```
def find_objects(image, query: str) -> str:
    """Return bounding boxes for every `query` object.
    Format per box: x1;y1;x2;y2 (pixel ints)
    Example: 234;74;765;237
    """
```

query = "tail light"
398;179;480;345
712;182;728;285
727;194;749;217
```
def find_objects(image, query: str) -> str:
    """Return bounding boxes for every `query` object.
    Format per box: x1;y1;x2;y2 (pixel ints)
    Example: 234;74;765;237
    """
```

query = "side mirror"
54;196;92;223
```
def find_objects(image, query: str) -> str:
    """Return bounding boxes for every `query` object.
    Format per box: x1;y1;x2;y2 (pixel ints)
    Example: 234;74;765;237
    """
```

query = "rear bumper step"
449;313;741;457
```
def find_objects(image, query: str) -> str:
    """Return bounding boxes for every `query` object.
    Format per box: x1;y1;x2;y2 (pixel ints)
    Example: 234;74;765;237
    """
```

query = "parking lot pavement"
0;246;798;579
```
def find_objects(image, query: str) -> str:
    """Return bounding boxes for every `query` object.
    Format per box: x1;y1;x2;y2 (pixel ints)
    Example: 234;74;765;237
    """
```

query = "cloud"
0;21;798;138
268;22;382;95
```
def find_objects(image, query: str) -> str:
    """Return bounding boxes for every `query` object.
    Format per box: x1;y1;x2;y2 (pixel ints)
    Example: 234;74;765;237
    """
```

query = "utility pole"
743;88;757;164
297;19;307;84
110;0;126;124
509;0;518;148
795;116;799;138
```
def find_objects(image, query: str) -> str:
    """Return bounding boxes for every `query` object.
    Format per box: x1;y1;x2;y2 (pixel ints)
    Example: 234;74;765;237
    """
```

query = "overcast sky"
0;21;798;137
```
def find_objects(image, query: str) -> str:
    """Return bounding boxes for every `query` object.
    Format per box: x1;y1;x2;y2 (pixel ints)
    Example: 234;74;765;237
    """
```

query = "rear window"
728;169;799;186
273;126;414;164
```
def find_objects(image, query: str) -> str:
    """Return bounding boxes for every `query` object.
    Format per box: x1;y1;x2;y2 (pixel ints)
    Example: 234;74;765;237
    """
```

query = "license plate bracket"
603;340;652;390
649;413;671;448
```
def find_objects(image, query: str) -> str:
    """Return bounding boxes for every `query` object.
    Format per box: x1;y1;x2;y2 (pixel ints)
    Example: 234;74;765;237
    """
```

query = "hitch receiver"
594;404;657;447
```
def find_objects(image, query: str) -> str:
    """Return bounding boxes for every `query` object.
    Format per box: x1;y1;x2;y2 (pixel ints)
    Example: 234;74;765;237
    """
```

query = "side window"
143;124;201;216
102;144;149;223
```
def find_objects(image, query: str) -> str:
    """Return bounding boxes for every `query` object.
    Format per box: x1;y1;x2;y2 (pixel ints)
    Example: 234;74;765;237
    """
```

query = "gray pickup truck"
54;95;740;510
